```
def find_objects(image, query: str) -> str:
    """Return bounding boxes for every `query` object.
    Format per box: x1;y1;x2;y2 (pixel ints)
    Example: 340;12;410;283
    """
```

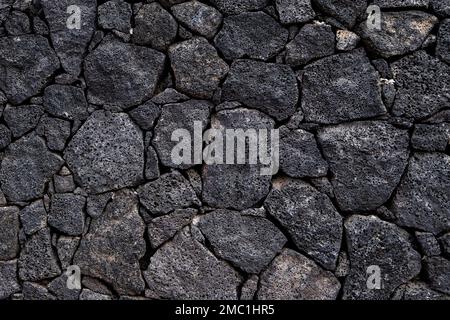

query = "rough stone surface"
0;135;63;202
49;193;85;236
302;50;386;124
437;19;450;64
286;23;335;66
169;37;229;99
0;260;20;300
318;121;410;212
222;60;298;121
392;153;450;234
3;104;44;138
144;227;241;299
265;179;342;270
343;215;422;300
276;0;315;24
0;35;59;104
196;210;287;273
209;0;269;15
357;11;438;58
85;37;166;108
215;12;288;61
424;257;450;295
65;111;144;194
74;190;146;295
20;200;47;236
0;207;20;260
43;85;89;121
258;249;341;300
313;0;367;28
98;0;132;33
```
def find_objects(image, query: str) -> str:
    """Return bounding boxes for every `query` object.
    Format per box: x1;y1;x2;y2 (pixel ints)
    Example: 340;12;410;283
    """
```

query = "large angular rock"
196;210;287;274
258;249;341;300
343;215;421;300
202;109;274;210
132;2;178;51
153;100;211;169
391;51;450;120
265;179;342;270
0;35;59;104
172;1;222;39
49;193;85;236
144;227;241;299
214;11;288;61
0;207;20;260
98;0;132;33
138;171;200;216
41;0;96;76
437;19;450;64
222;60;298;121
302;50;386;124
85;37;166;108
318;121;409;212
391;153;450;234
357;11;438;58
3;104;44;138
313;0;367;28
276;0;315;24
0;135;63;202
0;260;20;300
74;190;146;295
169;37;229;99
280;128;328;178
43;85;89;121
286;23;335;66
18;228;61;282
20;200;47;236
65;111;144;194
209;0;269;15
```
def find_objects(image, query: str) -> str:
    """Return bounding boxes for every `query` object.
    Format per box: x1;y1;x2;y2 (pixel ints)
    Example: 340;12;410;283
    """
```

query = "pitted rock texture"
1;0;449;302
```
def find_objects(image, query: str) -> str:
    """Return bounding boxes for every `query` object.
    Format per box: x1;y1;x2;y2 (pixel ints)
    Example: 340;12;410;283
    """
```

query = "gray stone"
43;85;89;121
41;0;96;76
0;135;63;202
313;0;367;28
336;29;360;51
424;257;450;295
74;190;146;295
258;249;341;300
138;171;200;216
172;1;222;39
265;179;342;270
65;111;144;194
240;275;259;300
98;0;132;33
169;37;229;99
0;260;20;300
412;124;450;152
86;193;112;218
148;208;197;249
57;236;80;269
18;228;61;282
145;146;160;181
437;19;450;64
22;282;56;300
37;116;71;152
343;215;421;300
416;232;441;256
357;11;437;58
318;121;409;212
0;124;11;150
392;153;450;234
85;37;165;108
79;289;112;300
153;100;211;169
47;274;81;300
54;175;76;194
374;0;429;8
129;101;161;131
3;104;43;138
280;129;328;178
0;207;20;260
196;210;287;274
132;2;178;51
144;227;241;299
394;282;450;300
0;35;59;104
5;10;30;35
209;0;269;15
431;0;450;17
20;200;47;236
302;50;386;124
202;109;274;210
151;88;189;105
392;51;450;120
222;60;298;121
49;194;85;236
441;233;450;256
276;0;315;24
215;11;288;61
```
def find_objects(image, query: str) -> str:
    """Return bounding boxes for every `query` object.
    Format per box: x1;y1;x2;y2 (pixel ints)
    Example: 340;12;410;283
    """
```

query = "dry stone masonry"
0;0;449;301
